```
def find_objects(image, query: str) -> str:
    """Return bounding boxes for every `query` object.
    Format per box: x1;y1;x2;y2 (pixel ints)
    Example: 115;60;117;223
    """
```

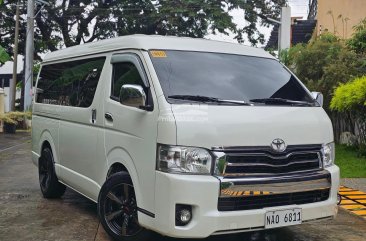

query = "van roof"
43;34;275;62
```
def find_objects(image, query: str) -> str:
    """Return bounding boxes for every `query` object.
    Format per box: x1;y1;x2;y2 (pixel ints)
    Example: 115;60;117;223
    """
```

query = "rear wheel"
98;172;151;241
38;147;66;198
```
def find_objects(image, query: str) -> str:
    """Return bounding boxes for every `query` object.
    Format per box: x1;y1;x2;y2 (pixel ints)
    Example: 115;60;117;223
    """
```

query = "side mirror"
119;84;153;111
311;92;323;107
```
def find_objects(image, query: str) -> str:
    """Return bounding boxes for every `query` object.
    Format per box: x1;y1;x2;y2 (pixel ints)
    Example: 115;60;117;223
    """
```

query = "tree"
347;18;366;55
0;0;10;65
284;33;365;110
283;28;366;145
0;0;286;59
0;45;10;65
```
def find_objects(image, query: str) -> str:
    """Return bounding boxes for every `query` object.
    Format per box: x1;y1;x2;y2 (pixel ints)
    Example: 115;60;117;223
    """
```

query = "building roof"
44;34;275;63
0;55;24;75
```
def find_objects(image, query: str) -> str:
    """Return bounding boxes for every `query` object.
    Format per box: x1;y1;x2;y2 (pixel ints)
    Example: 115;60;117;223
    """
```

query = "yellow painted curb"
340;199;356;205
339;186;366;219
351;210;366;216
341;205;365;210
344;195;366;199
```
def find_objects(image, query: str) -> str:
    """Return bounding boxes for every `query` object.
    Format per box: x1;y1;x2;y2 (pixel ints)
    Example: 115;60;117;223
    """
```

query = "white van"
32;35;339;241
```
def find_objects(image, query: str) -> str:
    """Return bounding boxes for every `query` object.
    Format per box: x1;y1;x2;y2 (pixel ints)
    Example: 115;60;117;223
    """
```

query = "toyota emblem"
271;138;286;152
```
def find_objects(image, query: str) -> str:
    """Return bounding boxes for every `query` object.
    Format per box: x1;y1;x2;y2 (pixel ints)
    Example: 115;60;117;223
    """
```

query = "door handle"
105;112;113;122
91;109;97;124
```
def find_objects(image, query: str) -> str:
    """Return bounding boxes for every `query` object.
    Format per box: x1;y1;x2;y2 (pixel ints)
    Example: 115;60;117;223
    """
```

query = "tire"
98;172;151;241
38;147;66;198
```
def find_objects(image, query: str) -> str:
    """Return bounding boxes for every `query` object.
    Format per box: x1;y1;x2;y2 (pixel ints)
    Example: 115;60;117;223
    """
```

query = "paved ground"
1;132;366;241
342;179;366;193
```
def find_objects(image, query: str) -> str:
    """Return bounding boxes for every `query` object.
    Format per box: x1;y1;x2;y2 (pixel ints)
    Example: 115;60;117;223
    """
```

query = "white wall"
3;86;21;112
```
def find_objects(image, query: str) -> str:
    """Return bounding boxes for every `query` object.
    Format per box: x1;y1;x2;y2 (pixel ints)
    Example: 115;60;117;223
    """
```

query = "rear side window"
36;57;106;107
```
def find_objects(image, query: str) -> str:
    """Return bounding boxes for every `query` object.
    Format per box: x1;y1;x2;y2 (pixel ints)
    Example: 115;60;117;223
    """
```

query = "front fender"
105;147;143;212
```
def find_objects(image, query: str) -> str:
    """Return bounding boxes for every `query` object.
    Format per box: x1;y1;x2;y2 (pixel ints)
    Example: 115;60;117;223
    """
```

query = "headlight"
322;142;335;168
157;144;212;174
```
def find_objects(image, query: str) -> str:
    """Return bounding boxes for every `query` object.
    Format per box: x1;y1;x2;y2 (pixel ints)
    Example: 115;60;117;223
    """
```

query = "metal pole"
24;0;34;111
10;2;20;111
279;6;291;52
278;23;281;54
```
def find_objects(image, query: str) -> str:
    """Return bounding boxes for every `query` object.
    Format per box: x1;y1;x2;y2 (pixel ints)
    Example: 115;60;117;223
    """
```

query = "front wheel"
98;172;151;241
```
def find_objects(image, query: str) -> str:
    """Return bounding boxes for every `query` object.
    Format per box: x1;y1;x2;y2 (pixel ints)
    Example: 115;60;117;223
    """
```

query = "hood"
170;104;333;149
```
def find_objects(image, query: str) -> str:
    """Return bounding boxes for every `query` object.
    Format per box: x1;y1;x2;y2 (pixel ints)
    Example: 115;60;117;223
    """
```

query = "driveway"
0;132;365;241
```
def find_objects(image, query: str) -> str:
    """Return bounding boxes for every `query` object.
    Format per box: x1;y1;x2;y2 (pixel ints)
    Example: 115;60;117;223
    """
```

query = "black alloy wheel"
98;172;151;241
38;147;66;198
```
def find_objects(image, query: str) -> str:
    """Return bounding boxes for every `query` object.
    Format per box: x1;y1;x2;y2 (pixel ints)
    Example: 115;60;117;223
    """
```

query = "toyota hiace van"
32;35;339;241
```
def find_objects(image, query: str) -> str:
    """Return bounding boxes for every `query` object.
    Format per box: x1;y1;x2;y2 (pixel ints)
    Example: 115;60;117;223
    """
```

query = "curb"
339;186;366;220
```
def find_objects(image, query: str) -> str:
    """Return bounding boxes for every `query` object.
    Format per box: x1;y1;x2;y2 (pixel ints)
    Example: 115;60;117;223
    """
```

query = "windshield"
149;50;315;106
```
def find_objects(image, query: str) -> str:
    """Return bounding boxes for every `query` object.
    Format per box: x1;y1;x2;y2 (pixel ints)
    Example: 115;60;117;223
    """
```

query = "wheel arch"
38;130;59;166
104;148;143;212
107;162;129;178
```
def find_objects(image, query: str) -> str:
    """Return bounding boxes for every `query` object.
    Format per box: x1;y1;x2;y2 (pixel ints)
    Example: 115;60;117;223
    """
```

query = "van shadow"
156;228;295;241
63;189;296;241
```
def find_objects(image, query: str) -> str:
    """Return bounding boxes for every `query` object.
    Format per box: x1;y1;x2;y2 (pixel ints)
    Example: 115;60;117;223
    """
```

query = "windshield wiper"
168;95;251;105
249;98;315;106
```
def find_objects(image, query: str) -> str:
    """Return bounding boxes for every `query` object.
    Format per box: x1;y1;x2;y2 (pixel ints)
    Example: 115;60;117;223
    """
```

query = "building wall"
3;87;21;112
0;74;23;112
317;0;366;38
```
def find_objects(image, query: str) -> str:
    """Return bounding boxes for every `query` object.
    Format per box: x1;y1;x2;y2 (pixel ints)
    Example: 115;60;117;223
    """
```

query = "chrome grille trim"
226;150;320;160
213;145;323;177
212;144;322;153
217;170;331;211
222;168;322;177
219;170;331;198
226;158;319;167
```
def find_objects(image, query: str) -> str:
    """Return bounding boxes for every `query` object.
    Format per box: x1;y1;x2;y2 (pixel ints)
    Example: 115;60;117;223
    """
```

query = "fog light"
176;204;192;226
180;209;191;222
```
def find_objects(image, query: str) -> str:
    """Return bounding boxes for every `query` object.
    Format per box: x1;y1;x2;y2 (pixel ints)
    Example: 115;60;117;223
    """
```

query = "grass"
335;144;366;178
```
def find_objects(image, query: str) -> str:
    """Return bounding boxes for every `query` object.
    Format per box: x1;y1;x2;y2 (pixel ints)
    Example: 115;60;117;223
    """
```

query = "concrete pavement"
342;179;366;193
1;132;366;241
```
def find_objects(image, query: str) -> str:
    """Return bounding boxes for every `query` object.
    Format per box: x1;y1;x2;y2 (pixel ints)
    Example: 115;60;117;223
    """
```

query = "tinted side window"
36;57;105;107
111;62;144;100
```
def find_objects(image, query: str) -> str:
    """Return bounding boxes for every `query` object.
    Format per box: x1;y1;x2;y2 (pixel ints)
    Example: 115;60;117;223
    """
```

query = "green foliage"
285;33;366;110
331;76;366;152
0;45;10;64
347;18;366;54
0;0;285;59
33;62;41;76
330;76;366;111
279;44;306;67
0;111;32;125
335;144;366;177
278;49;290;66
284;25;366;152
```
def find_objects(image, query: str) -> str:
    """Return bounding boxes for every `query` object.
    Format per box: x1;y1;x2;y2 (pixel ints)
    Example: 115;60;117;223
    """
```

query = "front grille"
218;189;330;211
219;145;322;176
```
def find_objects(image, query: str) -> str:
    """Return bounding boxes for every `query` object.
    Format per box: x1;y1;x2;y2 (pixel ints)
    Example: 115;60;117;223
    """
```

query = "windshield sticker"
150;50;167;58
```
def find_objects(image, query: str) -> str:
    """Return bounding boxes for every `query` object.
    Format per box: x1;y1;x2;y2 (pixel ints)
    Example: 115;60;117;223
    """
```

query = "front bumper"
149;165;339;238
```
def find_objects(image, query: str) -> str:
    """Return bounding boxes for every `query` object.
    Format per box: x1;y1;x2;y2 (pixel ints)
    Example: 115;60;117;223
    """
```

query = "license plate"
265;208;302;229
